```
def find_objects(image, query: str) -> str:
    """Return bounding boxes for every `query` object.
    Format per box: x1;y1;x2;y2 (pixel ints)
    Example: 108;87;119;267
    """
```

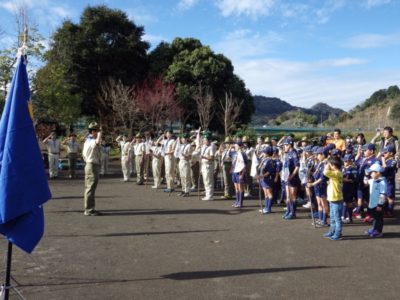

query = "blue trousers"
329;201;343;238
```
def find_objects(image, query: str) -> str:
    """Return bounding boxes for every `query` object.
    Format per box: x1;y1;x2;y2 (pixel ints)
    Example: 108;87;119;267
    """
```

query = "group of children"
251;130;397;240
112;127;397;241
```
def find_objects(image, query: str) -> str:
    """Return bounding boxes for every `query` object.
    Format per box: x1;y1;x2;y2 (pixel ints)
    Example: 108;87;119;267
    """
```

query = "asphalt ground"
2;162;400;300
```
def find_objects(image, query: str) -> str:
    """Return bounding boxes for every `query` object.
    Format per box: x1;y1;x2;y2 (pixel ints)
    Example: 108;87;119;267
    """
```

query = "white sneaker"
302;202;311;209
244;193;250;198
151;186;157;189
202;197;214;201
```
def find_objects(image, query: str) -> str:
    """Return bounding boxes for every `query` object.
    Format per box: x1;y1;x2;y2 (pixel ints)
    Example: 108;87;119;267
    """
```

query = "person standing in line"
134;133;146;185
150;141;163;189
116;133;132;182
162;130;176;192
199;134;216;201
177;133;193;197
190;142;200;192
43;131;61;179
100;140;111;176
219;137;235;199
62;133;79;178
82;122;102;216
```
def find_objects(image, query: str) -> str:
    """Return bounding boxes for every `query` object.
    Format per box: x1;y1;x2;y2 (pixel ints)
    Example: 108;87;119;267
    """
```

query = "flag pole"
3;242;13;299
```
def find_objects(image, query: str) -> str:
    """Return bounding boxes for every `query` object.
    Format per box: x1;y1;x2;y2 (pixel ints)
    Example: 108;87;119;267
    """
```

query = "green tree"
149;37;254;132
42;5;149;121
387;85;400;99
33;63;81;126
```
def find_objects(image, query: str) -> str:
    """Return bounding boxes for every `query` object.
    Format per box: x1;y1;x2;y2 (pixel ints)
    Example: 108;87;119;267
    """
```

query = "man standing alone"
82;122;102;216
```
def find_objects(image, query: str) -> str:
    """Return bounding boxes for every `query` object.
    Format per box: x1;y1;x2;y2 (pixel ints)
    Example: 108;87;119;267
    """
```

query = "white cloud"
144;33;168;47
0;0;74;31
363;0;392;9
343;32;400;48
214;29;284;60
319;58;368;67
230;56;392;110
177;0;200;11
314;0;346;24
215;0;276;18
126;7;158;25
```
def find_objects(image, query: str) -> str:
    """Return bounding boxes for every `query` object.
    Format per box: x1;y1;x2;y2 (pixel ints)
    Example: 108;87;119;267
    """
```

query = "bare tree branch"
193;83;215;130
218;92;243;136
97;77;137;134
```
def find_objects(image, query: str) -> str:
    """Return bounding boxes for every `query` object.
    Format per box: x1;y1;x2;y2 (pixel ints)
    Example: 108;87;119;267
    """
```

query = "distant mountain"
253;96;294;117
252;95;345;125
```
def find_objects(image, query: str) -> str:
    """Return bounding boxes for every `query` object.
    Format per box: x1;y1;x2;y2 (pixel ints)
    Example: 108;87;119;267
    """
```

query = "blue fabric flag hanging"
0;55;51;253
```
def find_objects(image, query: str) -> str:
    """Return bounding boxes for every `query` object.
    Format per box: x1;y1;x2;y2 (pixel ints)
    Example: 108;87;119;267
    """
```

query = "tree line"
1;5;254;136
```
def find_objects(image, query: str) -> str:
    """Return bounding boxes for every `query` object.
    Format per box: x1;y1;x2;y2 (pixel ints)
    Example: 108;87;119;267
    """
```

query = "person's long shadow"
99;208;253;216
161;265;341;280
46;229;229;238
344;231;400;240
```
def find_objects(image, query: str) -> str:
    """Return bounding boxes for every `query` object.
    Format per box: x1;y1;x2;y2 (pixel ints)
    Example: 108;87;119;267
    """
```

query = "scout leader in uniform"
82;122;102;216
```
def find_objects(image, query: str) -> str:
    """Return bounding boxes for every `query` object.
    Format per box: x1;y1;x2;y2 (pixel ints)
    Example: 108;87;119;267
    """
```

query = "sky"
1;0;400;111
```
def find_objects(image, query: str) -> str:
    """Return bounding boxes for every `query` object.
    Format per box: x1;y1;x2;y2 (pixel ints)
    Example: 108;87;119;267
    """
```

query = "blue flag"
0;55;51;253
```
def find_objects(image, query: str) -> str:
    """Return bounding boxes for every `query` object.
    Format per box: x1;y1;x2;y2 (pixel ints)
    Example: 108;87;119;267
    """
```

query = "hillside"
252;95;345;126
332;86;400;131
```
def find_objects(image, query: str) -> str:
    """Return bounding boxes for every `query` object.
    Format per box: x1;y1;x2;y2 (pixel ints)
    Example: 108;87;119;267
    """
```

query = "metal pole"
4;242;13;300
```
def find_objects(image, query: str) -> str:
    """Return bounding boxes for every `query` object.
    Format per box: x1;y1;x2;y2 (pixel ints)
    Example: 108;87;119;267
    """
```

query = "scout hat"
88;122;99;130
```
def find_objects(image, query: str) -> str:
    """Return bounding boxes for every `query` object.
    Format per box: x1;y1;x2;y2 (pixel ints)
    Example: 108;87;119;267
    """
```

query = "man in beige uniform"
43;131;61;179
134;133;146;185
178;133;193;197
82;122;102;216
199;134;216;201
163;130;176;192
62;133;79;178
116;133;132;182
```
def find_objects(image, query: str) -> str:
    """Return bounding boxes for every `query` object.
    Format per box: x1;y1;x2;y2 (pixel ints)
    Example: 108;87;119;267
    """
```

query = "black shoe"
182;193;189;197
178;192;185;196
84;210;102;216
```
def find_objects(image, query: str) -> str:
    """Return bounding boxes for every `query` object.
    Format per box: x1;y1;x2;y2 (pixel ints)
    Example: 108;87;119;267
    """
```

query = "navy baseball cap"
383;145;396;154
304;145;314;152
262;146;273;155
343;154;354;161
282;138;294;145
272;146;279;154
362;143;375;151
331;149;342;156
315;147;327;155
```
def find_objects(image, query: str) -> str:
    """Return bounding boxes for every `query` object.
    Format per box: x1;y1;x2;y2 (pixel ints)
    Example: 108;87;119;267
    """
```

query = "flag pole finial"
17;26;28;58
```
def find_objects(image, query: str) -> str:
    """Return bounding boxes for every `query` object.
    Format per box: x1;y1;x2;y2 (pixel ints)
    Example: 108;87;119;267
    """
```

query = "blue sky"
1;0;400;111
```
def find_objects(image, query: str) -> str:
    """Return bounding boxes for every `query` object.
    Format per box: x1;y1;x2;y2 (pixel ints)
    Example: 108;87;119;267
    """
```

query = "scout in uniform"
82;122;102;216
257;146;276;214
43;131;61;179
380;145;397;217
134;133;146;185
219;137;235;199
200;134;216;201
116;133;132;182
150;141;163;189
177;133;193;197
161;130;176;192
62;133;79;178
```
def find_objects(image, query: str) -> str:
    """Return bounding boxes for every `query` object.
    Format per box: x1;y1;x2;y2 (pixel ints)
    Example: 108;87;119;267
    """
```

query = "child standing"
323;157;344;241
380;146;397;218
342;154;358;223
366;163;387;238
